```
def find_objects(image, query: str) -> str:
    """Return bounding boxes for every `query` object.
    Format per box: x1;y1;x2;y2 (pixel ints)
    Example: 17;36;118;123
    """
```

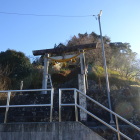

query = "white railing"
59;88;140;140
0;89;54;123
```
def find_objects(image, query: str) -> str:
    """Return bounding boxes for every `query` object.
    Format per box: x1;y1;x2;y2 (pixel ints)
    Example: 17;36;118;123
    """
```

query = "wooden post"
78;50;87;121
42;53;49;94
20;81;23;94
20;81;23;90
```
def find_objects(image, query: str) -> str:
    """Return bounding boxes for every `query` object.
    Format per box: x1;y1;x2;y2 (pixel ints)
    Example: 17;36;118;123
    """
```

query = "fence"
0;89;54;123
59;88;140;140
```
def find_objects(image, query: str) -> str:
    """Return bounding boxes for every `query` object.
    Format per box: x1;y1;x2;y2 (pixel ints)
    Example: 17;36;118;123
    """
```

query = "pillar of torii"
33;43;98;121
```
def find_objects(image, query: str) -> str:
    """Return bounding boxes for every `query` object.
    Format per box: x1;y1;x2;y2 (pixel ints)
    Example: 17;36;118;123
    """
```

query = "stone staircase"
0;89;140;139
1;90;74;123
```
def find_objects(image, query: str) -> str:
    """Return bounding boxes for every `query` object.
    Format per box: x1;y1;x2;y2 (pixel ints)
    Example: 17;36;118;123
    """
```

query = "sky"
0;0;140;60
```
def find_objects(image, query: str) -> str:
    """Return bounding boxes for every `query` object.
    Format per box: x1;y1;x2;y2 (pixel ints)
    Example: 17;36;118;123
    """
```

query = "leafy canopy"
0;49;32;82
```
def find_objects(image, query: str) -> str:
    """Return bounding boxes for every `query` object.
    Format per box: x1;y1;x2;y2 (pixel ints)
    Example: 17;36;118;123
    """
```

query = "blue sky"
0;0;140;59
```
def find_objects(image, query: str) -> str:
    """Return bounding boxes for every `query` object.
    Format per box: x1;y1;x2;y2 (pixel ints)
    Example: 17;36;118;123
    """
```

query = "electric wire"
0;11;93;17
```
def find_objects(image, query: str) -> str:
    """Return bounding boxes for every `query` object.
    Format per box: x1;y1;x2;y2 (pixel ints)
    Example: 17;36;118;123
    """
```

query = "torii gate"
33;43;98;121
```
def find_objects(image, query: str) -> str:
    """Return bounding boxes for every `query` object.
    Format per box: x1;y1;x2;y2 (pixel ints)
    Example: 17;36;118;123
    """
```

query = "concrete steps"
0;122;104;140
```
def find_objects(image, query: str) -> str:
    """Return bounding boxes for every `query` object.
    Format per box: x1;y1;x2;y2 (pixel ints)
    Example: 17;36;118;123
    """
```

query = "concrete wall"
0;122;104;140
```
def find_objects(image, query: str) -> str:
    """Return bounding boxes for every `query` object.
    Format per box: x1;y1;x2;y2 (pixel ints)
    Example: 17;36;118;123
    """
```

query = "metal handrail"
59;88;140;140
0;89;53;93
76;89;140;131
0;88;54;123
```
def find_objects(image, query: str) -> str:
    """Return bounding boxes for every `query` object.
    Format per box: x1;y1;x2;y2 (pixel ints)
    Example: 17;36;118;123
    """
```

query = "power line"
0;11;93;17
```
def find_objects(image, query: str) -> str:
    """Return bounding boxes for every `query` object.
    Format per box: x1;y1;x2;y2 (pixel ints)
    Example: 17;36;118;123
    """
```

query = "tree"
66;32;111;65
0;64;12;90
65;32;140;81
36;32;140;84
0;49;32;89
108;43;139;80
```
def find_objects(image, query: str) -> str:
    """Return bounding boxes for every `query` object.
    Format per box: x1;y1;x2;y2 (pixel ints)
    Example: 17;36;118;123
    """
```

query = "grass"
88;66;140;89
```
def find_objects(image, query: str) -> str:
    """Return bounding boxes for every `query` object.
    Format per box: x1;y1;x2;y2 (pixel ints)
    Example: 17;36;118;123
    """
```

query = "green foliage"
23;67;43;89
65;32;140;81
0;49;32;89
92;66;104;77
88;65;140;89
0;49;32;79
1;32;139;90
34;32;140;85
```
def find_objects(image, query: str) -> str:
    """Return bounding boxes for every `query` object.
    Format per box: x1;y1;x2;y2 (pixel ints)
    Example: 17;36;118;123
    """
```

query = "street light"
97;10;114;124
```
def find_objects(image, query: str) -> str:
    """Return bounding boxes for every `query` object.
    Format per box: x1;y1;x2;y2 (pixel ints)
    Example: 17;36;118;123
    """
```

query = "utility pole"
97;10;114;124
